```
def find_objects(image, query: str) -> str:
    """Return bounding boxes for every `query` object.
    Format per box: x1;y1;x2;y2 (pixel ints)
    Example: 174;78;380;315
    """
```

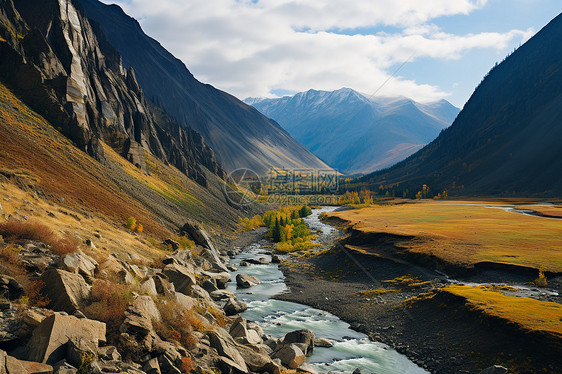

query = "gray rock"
201;279;218;293
210;289;236;301
120;295;161;337
283;329;315;355
237;345;281;374
207;329;248;373
202;271;231;289
223;298;247;316
27;314;106;364
0;275;25;300
229;318;262;345
271;255;281;264
180;222;228;272
162;263;196;295
97;346;121;362
139;278;158;296
40;269;91;314
142;358;161;374
97;256;135;285
352;369;362;374
52;361;78;374
314;338;334;348
174;292;196;311
236;274;260;289
66;336;97;368
479;366;509;374
1;349;54;374
63;251;98;281
271;344;305;369
153;275;175;297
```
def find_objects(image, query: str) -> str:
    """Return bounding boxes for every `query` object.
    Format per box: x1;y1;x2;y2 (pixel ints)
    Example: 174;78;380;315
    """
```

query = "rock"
202;271;231;289
227;265;238;272
314;338;334;348
120;295;161;337
142;358;161;374
352;369;362;374
18;308;54;338
157;355;181;374
0;350;53;374
128;265;146;280
190;285;215;306
180;222;228;272
247;322;265;339
207;330;248;373
210;289;236;301
18;242;59;273
66;336;97;368
479;366;509;374
271;255;281;264
162;263;196;295
97;346;120;361
40;269;91;314
27;314;106;364
152;340;183;365
0;275;25;300
237;345;280;374
271;344;305;369
239;260;250;267
223;298;247;316
236;274;260;289
229;318;262;345
299;363;319;374
162;239;180;251
152;275;175;297
63;251;98;281
139;278;158;296
282;329;315;355
52;361;77;374
97;256;135;285
201;279;218;293
174;292;196;311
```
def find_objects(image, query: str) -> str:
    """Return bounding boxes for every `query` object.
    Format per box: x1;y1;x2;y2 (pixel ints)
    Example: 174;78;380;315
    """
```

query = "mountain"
0;0;264;233
75;0;331;175
359;13;562;196
247;89;458;175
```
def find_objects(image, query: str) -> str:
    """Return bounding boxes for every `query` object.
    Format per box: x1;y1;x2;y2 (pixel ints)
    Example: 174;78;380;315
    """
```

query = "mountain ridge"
247;88;459;175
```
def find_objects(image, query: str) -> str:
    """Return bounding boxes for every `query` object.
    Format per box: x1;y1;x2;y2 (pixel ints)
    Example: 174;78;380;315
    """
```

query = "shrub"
179;356;195;374
135;224;143;234
178;236;195;250
535;270;548;287
126;217;137;231
239;215;264;231
154;299;207;349
83;280;133;343
24;279;50;307
0;220;78;255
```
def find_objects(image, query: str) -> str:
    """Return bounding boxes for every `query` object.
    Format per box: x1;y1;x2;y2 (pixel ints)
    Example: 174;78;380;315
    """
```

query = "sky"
102;0;562;108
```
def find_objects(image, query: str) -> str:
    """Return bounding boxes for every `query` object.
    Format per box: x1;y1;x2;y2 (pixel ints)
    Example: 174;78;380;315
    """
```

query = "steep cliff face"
0;0;223;186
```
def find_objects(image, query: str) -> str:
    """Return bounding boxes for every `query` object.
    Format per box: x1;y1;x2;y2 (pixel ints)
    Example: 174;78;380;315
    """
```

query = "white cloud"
101;0;533;103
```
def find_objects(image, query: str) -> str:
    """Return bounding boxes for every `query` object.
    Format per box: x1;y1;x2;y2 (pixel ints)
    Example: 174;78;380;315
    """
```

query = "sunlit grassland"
329;200;562;272
443;284;562;336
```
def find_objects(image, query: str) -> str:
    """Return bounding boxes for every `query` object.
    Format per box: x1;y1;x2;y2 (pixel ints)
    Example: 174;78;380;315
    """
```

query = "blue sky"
104;0;561;108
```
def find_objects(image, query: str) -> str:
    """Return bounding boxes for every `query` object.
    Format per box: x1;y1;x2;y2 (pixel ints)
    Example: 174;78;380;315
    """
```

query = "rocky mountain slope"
75;0;331;175
248;89;458;175
0;0;223;187
359;13;562;196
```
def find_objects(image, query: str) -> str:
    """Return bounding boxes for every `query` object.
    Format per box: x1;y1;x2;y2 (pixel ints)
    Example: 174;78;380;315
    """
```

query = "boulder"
230;318;262;345
202;271;231;289
66;337;97;368
174;292;196;311
207;330;248;373
283;329;315;355
152;275;175;297
97;346;120;361
63;251;98;281
120;295;161;337
180;222;228;272
40;269;91;314
479;366;509;374
271;255;281;264
223;298;247;316
157;355;181;374
210;290;236;301
314;338;333;348
271;344;305;369
247;322;265;339
97;256;135;285
162;263;196;295
190;285;215;306
142;358;161;374
139;278;158;296
52;361;77;374
0;275;25;300
26;314;106;364
18;242;59;273
0;350;53;374
236;274;260;289
237;345;281;374
201;279;218;293
162;239;180;251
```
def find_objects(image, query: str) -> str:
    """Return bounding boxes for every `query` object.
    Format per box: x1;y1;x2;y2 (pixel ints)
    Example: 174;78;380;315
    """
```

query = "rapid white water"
228;207;428;374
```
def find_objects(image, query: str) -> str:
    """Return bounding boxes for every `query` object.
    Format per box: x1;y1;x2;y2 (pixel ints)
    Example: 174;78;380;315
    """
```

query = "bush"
535;270;548;287
0;220;78;255
135;224;143;234
179;356;195;374
154;298;208;349
83;280;133;343
126;217;137;231
24;279;50;307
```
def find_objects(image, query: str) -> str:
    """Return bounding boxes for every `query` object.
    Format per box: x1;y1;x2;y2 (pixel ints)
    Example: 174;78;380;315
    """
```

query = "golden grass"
443;284;562;336
329;200;562;272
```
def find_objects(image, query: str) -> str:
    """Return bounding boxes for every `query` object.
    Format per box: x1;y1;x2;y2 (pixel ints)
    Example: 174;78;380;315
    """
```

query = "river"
227;207;428;374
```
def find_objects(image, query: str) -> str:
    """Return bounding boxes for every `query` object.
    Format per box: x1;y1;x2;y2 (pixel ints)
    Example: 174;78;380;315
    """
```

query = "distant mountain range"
360;12;562;196
76;0;330;175
247;89;459;175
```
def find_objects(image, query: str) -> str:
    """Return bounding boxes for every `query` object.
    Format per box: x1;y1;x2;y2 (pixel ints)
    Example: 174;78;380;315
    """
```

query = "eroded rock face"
0;0;224;186
26;313;106;364
39;269;91;314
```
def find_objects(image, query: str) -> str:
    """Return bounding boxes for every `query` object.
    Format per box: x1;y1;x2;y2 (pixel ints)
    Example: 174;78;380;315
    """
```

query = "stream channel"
227;207;429;374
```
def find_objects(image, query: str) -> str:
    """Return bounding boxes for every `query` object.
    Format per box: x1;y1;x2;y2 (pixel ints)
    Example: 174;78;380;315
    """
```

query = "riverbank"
275;206;562;373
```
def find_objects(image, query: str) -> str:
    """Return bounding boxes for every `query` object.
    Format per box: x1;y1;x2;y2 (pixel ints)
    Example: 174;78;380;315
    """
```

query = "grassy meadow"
329;200;562;272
